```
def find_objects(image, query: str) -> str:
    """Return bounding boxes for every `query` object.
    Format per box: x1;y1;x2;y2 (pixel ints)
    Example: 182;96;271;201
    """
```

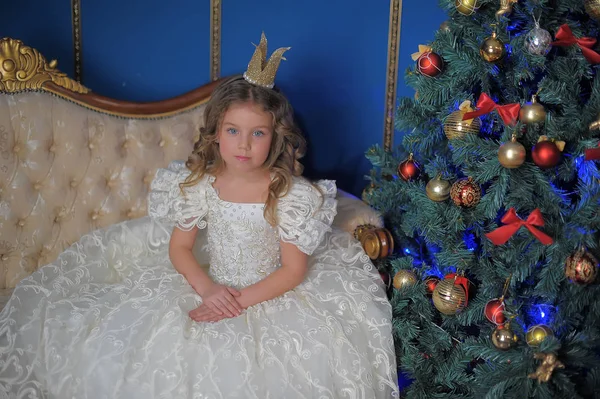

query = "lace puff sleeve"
147;161;210;231
277;177;338;255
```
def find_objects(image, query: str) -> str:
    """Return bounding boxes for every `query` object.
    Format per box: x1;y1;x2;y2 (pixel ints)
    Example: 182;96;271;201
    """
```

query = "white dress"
0;161;399;399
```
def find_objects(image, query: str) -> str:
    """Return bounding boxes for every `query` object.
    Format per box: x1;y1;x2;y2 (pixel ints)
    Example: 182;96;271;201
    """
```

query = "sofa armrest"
333;189;384;234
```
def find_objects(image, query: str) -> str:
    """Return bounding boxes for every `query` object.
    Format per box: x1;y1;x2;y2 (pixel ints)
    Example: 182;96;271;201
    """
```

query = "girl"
0;34;399;398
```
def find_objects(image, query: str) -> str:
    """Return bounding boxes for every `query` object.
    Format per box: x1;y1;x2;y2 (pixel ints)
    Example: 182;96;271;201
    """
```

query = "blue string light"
527;303;556;326
463;231;477;252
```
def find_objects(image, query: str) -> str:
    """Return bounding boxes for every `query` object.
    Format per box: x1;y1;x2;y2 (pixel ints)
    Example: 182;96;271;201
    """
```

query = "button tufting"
126;209;135;218
17;219;25;227
88;142;95;150
70;179;78;188
13;145;20;153
1;255;7;261
159;139;166;147
33;182;41;191
90;211;99;221
49;144;56;153
122;140;129;149
55;210;66;223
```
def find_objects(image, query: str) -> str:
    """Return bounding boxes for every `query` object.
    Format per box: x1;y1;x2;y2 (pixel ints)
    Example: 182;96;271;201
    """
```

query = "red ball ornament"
532;140;561;169
417;52;444;77
450;177;482;208
484;298;506;325
379;271;392;290
424;276;440;296
398;153;421;181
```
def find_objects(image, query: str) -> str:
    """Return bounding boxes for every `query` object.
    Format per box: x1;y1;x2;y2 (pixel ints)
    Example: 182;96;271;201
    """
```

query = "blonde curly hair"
181;76;308;226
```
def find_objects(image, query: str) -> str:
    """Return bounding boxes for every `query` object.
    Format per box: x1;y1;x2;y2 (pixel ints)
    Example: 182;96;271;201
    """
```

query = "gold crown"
243;32;290;89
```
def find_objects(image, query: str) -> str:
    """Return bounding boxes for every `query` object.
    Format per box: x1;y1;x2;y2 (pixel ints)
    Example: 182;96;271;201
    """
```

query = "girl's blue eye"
227;128;238;135
253;130;264;137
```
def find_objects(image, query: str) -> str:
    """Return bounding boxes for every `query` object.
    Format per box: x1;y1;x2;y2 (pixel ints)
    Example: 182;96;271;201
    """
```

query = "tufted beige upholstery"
0;92;206;289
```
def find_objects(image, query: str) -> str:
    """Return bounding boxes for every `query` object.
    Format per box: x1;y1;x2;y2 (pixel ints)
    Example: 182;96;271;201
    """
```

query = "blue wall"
3;1;446;195
4;1;74;76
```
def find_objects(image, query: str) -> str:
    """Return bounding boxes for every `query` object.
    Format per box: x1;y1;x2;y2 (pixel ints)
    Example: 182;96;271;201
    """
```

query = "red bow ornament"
552;24;600;64
485;208;553;245
462;93;521;126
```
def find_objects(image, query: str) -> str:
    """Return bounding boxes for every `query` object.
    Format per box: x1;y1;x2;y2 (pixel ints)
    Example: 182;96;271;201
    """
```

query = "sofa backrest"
0;38;219;288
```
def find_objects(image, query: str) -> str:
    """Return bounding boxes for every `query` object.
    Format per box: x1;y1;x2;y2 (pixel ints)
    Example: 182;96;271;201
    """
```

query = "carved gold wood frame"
69;1;221;84
210;0;222;81
383;0;402;151
0;38;221;119
0;38;88;94
71;0;83;82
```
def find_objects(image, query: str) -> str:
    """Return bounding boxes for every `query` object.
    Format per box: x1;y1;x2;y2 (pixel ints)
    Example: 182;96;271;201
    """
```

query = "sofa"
0;38;387;310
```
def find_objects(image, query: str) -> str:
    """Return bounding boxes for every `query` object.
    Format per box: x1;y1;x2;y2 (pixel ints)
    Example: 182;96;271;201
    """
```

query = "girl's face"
217;102;274;174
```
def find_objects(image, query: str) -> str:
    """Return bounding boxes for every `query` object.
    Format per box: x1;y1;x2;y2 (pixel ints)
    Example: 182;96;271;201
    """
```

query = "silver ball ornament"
525;26;552;56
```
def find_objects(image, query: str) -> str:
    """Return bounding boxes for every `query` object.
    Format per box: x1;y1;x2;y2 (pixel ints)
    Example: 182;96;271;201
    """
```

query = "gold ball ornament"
426;176;451;202
565;248;598;285
450;177;482;208
393;270;418;290
585;0;600;20
519;95;546;124
455;0;479;15
498;135;526;168
480;32;505;63
491;325;518;350
444;110;481;140
432;278;467;315
526;324;554;347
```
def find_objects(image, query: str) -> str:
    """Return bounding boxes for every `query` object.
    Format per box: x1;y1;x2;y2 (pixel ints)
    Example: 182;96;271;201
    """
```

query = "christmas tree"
363;0;600;397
